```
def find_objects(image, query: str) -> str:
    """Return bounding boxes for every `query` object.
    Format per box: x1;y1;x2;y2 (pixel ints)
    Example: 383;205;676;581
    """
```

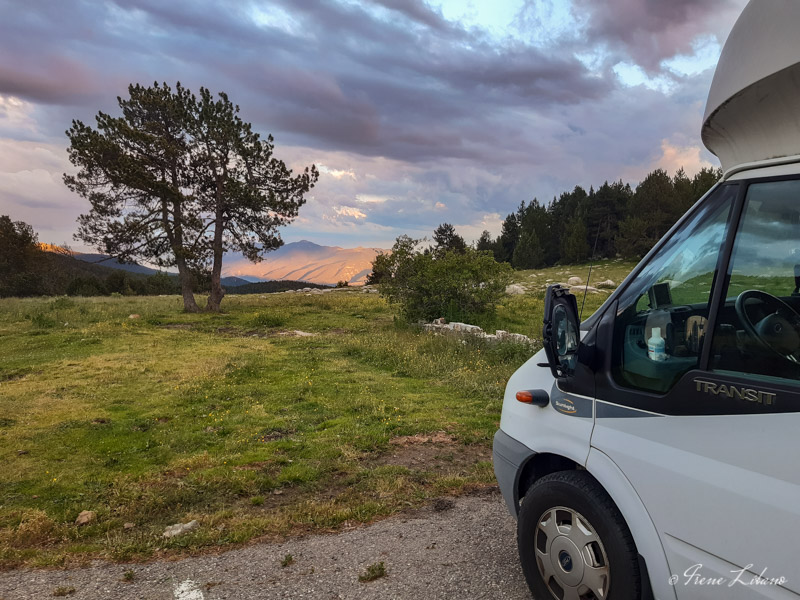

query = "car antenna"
580;224;602;321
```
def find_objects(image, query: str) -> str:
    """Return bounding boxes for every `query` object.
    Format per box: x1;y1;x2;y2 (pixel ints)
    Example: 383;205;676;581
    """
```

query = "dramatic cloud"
570;0;747;72
0;0;748;249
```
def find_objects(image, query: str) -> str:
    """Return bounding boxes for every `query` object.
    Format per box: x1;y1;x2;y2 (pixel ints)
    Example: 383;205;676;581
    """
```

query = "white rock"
570;285;599;294
505;284;526;295
451;322;483;334
597;279;616;289
567;276;582;286
163;520;199;538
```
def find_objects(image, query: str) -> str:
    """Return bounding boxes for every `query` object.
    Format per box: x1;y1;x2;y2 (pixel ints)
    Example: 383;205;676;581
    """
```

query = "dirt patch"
215;327;270;338
389;431;457;446
253;428;293;442
323;328;350;335
209;327;317;339
378;434;490;473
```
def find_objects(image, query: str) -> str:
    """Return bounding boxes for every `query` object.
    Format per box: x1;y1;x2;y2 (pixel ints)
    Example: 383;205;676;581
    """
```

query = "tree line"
0;215;179;297
475;167;721;268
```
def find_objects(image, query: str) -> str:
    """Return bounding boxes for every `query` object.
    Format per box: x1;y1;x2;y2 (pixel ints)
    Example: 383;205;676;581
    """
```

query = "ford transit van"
494;1;800;598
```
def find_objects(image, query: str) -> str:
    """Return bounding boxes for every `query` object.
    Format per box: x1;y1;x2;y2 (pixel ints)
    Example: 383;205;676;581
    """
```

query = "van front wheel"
517;470;640;600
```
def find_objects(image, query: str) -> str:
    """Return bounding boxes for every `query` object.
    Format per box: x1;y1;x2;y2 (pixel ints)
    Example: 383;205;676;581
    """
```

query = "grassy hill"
0;260;632;568
29;252;154;295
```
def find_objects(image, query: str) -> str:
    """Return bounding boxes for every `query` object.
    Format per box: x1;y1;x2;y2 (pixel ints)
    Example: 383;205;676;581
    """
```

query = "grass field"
0;259;635;568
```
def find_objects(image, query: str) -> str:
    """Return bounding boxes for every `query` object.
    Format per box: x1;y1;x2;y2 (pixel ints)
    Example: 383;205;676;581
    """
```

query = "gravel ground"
0;491;533;600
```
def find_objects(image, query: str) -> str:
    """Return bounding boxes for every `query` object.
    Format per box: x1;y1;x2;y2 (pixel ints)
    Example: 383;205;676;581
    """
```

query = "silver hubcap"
534;506;610;600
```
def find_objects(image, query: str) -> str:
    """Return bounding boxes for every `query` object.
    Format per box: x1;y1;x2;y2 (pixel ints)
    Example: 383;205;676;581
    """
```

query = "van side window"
711;180;800;385
611;185;737;394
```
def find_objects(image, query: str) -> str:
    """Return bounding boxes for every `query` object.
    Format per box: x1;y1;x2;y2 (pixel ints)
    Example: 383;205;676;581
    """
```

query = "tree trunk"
175;256;200;313
205;181;225;312
205;251;224;311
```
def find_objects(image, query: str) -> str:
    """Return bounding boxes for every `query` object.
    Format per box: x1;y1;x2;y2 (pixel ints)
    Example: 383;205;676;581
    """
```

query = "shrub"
250;312;286;328
375;235;512;324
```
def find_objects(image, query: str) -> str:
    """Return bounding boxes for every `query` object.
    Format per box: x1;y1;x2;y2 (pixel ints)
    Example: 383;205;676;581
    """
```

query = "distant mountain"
223;240;387;286
40;241;385;287
72;253;168;276
220;276;251;287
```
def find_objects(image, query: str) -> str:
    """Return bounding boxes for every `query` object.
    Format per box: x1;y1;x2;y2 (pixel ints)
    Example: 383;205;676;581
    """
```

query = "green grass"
0;261;629;568
359;561;387;582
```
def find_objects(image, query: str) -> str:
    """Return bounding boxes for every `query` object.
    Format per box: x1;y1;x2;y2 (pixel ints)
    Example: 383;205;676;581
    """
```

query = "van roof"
702;0;800;174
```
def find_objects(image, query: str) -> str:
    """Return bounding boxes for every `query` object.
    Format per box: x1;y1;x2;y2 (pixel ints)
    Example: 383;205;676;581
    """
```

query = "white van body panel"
500;349;593;467
585;448;677;600
591;414;800;596
703;0;800;172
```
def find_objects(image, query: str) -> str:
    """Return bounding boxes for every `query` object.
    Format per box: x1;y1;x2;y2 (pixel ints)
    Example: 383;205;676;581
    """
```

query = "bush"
375;235;512;324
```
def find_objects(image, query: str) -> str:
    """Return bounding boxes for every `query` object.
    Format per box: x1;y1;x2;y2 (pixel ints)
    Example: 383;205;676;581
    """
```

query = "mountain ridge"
223;240;386;286
40;241;386;287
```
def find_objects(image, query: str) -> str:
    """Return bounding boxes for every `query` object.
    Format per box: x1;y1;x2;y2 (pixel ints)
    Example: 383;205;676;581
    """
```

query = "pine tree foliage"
485;167;720;267
64;82;318;312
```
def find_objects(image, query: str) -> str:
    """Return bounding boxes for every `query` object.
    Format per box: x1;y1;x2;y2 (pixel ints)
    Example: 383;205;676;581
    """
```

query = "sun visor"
702;0;800;172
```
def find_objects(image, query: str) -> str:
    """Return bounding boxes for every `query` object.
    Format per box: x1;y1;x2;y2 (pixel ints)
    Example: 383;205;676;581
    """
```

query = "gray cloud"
0;0;745;248
568;0;747;72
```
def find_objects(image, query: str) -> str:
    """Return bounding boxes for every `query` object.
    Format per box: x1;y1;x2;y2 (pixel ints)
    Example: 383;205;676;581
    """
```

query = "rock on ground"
505;284;526;295
163;520;200;539
0;492;531;600
74;511;96;527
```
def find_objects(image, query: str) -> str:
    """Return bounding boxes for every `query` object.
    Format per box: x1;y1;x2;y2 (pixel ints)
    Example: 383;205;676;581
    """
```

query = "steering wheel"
735;290;800;362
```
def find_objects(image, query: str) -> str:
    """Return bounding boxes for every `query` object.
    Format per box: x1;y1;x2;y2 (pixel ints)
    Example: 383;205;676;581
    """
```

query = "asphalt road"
0;490;533;600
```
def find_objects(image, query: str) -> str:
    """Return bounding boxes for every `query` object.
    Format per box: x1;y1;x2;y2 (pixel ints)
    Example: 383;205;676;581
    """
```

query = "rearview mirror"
543;284;580;378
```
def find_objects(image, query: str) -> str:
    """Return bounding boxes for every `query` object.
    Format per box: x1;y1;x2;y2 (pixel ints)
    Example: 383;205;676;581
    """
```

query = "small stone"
597;279;616;289
162;520;199;538
17;449;29;456
567;276;583;286
123;522;135;530
75;510;97;526
128;314;141;319
505;284;526;295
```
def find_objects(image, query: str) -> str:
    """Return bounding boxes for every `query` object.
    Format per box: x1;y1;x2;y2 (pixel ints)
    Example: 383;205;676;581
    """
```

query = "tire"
517;470;641;600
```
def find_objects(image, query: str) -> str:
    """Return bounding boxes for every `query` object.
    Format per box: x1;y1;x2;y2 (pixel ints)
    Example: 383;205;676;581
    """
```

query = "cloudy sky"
0;0;748;251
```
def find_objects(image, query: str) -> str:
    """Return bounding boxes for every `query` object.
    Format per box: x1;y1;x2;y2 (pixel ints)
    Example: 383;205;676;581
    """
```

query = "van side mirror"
543;284;580;378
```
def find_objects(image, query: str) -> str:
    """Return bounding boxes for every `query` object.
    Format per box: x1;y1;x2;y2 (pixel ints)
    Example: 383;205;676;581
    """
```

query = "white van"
493;2;800;599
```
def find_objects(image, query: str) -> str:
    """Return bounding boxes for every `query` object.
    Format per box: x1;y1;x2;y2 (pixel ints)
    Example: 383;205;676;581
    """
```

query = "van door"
590;179;800;598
